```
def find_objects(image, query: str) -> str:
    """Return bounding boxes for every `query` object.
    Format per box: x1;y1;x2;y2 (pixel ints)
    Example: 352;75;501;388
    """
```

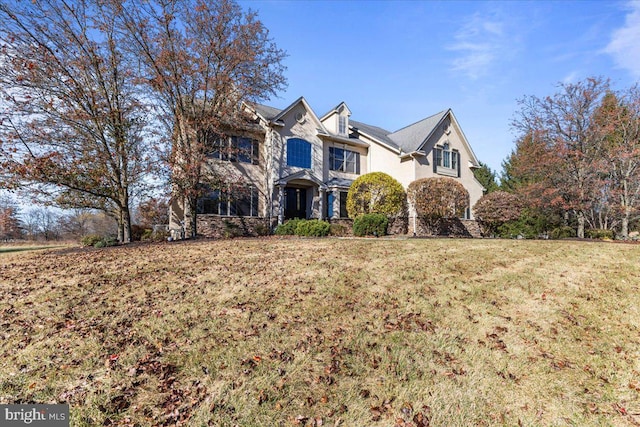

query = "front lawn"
1;238;639;426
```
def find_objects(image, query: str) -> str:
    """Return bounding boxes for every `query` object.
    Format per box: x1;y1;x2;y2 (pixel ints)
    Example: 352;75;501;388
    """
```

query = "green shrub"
295;219;330;237
329;223;349;237
586;228;614;240
497;208;564;239
102;236;118;247
346;172;407;218
82;234;118;247
81;234;102;247
353;213;388;237
550;226;575;240
141;229;154;240
274;219;303;235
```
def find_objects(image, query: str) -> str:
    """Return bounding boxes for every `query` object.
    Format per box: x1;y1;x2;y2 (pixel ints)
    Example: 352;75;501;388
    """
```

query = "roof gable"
249;98;480;166
320;101;351;121
388;110;448;153
274;96;328;133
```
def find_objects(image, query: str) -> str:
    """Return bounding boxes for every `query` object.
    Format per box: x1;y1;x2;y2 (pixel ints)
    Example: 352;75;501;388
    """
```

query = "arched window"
287;138;311;168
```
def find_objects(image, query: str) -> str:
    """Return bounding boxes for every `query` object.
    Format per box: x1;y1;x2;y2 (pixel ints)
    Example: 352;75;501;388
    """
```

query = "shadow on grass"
0;245;64;254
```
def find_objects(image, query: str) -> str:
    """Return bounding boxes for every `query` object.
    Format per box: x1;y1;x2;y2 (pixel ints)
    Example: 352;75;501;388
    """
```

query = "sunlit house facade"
169;97;485;237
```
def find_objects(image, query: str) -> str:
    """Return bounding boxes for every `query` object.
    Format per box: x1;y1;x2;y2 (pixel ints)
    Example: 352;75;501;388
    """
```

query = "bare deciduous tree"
0;0;152;243
117;0;287;237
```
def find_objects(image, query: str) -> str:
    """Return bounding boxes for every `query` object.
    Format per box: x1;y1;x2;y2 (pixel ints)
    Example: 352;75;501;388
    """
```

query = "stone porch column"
277;185;285;225
319;189;325;220
331;189;339;219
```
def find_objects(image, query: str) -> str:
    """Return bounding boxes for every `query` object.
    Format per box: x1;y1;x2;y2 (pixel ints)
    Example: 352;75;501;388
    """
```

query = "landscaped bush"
408;177;469;222
81;234;118;247
295;219;330;237
346;172;407;218
550;226;575;240
586;228;614;240
473;191;523;236
274;219;303;235
353;213;388;237
81;234;102;247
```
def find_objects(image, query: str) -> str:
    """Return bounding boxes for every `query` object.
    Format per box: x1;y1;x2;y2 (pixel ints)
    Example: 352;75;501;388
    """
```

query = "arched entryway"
276;170;327;224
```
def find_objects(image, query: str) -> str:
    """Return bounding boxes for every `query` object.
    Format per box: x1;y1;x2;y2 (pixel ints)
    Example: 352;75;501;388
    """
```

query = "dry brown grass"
1;238;640;426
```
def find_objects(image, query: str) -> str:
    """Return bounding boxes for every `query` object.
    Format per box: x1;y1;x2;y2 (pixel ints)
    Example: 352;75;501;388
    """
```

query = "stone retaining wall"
195;215;482;238
196;215;274;238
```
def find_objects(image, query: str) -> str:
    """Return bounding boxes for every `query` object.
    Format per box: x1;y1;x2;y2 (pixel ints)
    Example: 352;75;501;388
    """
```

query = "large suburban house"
169;97;485;237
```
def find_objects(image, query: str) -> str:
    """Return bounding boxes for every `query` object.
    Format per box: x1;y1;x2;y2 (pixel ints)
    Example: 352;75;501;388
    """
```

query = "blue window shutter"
433;148;438;173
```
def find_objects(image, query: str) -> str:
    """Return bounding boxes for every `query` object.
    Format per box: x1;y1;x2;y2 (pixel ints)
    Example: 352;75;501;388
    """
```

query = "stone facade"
410;217;481;238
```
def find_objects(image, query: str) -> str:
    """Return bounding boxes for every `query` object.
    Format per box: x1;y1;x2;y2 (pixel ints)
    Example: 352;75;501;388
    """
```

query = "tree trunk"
121;192;132;243
122;207;132;243
621;216;629;240
184;196;197;238
117;210;124;243
577;212;585;238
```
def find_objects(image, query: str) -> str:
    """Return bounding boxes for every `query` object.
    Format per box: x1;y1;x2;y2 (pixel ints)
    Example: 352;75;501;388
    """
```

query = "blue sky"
240;0;640;173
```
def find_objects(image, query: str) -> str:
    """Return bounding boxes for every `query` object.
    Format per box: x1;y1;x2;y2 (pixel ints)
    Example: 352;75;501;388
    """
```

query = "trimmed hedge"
346;172;407;218
274;219;303;235
274;219;330;237
353;213;388;237
295;219;330;237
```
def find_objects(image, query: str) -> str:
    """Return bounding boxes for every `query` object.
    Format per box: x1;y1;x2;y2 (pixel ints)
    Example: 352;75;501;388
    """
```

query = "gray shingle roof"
388;110;448;153
325;177;354;188
252;103;282;121
252;101;450;156
349;120;399;151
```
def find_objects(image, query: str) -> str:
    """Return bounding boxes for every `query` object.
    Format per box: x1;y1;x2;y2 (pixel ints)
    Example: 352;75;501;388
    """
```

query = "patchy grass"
0;243;70;254
1;238;639;426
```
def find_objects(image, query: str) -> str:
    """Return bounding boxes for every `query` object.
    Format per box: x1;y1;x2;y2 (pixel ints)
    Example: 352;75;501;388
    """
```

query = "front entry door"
284;187;307;219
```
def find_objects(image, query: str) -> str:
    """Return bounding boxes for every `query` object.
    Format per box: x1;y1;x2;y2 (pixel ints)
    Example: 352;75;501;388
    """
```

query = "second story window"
206;133;259;165
435;142;459;174
329;146;360;174
287;138;312;168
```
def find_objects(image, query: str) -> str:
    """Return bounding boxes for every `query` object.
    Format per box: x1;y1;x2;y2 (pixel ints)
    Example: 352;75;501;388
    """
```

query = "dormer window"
338;115;347;135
